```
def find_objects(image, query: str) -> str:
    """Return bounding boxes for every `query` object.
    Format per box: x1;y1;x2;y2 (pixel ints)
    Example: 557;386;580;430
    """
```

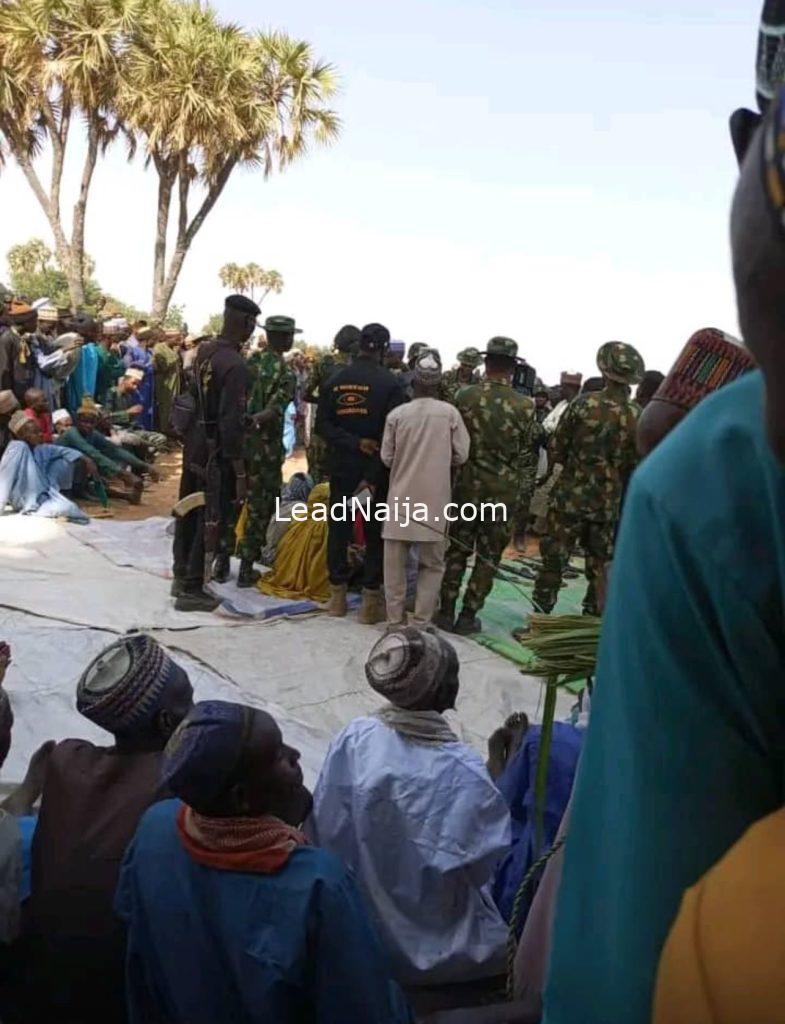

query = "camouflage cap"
263;315;302;334
596;341;645;384
456;346;482;368
482;336;518;359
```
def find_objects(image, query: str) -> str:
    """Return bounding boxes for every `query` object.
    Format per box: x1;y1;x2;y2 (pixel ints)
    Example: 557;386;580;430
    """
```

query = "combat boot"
453;610;483;636
237;559;261;589
174;588;219;613
212;552;231;584
326;584;348;617
433;601;456;633
358;588;386;625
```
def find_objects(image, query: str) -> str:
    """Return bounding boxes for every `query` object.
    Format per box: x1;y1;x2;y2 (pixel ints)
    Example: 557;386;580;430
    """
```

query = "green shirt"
57;425;148;478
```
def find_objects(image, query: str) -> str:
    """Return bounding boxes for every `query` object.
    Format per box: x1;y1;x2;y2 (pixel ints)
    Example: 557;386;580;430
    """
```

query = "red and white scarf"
177;805;308;874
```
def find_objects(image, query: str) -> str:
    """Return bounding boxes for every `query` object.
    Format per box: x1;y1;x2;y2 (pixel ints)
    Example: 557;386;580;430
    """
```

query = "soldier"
435;337;536;636
237;315;298;588
532;341;644;617
511;405;546;551
172;294;257;612
440;347;482;404
304;324;360;484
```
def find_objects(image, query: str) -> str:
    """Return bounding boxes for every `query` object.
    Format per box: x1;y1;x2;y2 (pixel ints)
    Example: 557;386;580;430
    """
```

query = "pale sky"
0;0;760;382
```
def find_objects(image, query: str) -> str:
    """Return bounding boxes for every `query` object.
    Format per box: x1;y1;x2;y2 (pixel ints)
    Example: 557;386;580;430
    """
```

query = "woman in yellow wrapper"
258;482;331;603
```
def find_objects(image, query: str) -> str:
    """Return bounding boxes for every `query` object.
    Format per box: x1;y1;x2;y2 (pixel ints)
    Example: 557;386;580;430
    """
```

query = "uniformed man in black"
171;294;258;611
316;322;405;624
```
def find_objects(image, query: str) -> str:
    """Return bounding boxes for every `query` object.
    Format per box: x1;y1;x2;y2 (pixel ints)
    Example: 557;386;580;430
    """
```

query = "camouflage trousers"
511;474;537;539
532;510;615;616
238;440;284;563
440;503;512;616
306;433;329;485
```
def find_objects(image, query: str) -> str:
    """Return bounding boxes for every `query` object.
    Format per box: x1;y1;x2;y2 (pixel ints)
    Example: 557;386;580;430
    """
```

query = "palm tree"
0;0;141;308
119;3;339;319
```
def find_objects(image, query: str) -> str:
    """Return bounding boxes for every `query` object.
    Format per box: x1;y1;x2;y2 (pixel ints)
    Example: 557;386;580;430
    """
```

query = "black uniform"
172;338;250;589
316;353;405;589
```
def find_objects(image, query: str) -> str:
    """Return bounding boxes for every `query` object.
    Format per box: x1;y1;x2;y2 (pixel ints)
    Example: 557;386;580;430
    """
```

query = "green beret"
596;341;645;385
225;294;261;318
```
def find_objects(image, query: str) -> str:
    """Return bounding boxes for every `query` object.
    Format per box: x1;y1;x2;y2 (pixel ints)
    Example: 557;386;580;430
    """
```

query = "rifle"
194;349;221;586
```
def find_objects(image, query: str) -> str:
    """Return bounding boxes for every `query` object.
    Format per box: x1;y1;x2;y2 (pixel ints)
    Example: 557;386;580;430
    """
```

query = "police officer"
436;336;536;635
316;322;405;624
172;294;256;611
532;341;644;616
237;315;298;588
303;324;360;484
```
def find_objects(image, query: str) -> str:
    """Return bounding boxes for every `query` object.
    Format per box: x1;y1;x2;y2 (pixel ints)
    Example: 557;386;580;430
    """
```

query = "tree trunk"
154;157;237;320
70;119;99;305
151;158;176;320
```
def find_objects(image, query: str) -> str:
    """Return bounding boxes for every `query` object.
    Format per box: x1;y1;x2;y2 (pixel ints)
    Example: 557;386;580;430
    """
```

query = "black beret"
359;323;391;351
225;294;261;317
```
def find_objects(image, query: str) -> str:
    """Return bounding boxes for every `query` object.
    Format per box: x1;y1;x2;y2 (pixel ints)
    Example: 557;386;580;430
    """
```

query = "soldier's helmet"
456;346;482;369
596;341;645;385
482;336;518;359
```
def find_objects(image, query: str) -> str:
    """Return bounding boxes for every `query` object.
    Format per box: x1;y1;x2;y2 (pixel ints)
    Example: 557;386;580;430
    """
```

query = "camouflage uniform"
440;347;482;405
512;418;547;538
238;349;296;562
533;342;644;615
440;344;536;618
305;350;352;483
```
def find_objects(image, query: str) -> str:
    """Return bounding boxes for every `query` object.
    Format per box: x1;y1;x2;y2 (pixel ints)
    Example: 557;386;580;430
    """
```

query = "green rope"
505;833;567;1001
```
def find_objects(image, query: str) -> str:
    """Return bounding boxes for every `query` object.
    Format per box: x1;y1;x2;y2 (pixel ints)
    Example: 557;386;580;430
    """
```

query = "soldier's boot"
358;588;386;626
326;584;348;617
174;586;219;613
453;609;483;636
212;553;231;584
433;600;457;633
237;559;261;589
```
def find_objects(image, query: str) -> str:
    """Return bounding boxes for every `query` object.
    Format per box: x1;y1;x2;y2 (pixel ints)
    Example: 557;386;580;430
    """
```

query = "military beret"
360;323;391;351
482;336;518;359
263;314;301;334
225;294;261;318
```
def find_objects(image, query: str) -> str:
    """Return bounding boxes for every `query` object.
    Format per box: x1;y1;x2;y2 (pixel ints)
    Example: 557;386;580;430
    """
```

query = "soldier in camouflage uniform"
511;415;546;549
236;315;298;588
435;336;537;636
440;347;482;404
532;341;644;616
304;325;360;483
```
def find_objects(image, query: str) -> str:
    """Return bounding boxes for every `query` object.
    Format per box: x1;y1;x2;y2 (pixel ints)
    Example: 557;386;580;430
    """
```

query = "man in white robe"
308;628;510;988
380;350;470;628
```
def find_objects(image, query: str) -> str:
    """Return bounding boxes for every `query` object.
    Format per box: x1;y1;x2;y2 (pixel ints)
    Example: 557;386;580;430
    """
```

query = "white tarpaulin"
0;514;567;786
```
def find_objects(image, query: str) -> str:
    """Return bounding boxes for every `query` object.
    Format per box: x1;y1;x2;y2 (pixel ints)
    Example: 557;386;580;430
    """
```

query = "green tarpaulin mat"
460;555;589;688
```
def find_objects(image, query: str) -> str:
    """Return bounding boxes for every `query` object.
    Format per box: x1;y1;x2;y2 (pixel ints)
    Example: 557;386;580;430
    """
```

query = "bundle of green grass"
524;614;602;684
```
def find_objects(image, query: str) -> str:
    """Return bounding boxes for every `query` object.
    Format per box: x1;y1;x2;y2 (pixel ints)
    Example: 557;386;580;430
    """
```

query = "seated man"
106;369;169;455
0;390;20;459
116;700;411;1024
309;628;511;987
22;388;53;443
0;411;90;522
56;400;157;503
25;634;194;1024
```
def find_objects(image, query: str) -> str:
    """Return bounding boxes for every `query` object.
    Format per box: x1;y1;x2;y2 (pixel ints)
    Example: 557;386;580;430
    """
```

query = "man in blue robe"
0;411;89;523
116;701;412;1024
122;325;155;430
